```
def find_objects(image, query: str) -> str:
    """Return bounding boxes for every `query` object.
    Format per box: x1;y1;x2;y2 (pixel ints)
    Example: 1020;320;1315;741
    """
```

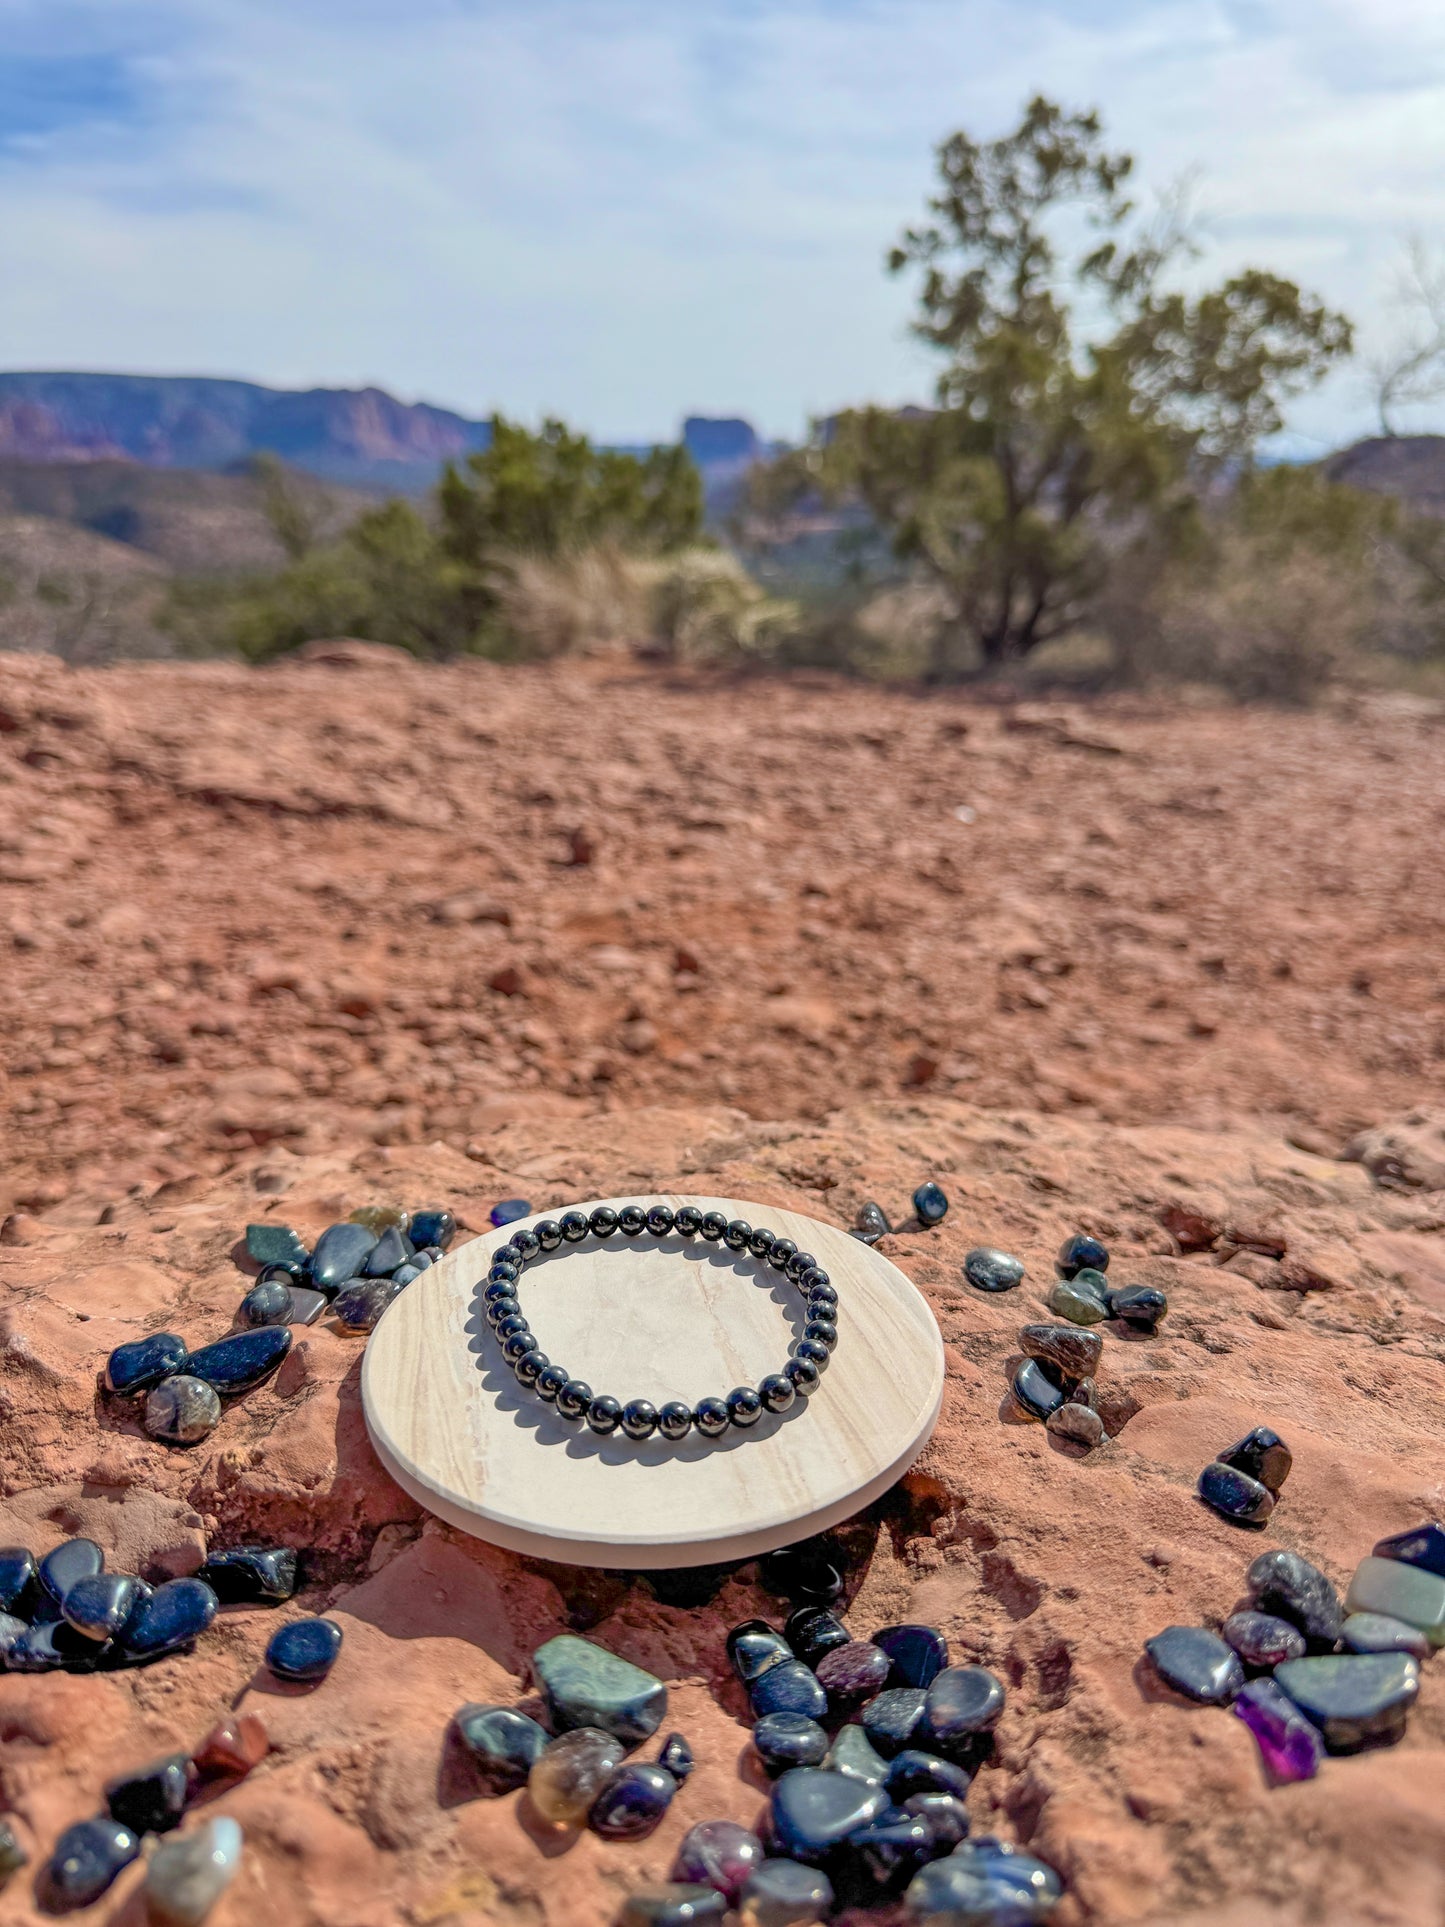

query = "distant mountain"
1323;434;1445;517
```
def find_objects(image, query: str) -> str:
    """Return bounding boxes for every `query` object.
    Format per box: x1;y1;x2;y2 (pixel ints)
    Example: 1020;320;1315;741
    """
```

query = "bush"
641;548;798;664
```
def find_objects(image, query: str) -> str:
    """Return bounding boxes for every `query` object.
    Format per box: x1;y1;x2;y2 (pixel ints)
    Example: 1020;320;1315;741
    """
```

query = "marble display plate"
362;1195;944;1568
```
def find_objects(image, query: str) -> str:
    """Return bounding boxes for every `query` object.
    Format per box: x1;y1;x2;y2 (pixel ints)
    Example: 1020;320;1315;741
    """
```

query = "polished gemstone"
1219;1426;1291;1493
769;1768;888;1865
0;1546;36;1613
824;1722;889;1786
266;1615;342;1682
1373;1521;1445;1578
753;1711;829;1774
886;1749;973;1803
855;1202;890;1245
905;1838;1063;1924
785;1607;850;1668
535;1364;570;1403
728;1385;764;1428
105;1332;189;1397
589;1762;677;1839
1247;1550;1344;1646
923;1667;1006;1753
903;1792;971;1855
105;1752;194;1835
391;1263;422;1286
618;1885;728;1927
286;1287;329;1326
751;1659;829;1722
1341;1612;1430;1657
0;1816;28;1878
348;1204;410;1233
587;1395;623;1435
1232;1678;1323;1782
7;1618;102;1671
143;1815;243;1927
556;1379;593;1421
122;1578;218;1659
363;1225;414;1275
862;1687;928;1757
184;1325;292;1394
1057;1233;1109;1277
1345;1556;1445;1641
1018;1324;1102;1380
454;1704;549;1792
659;1732;695;1781
1046;1404;1107;1449
817;1640;892;1704
146;1375;222;1445
1198;1461;1275;1524
1046;1273;1109;1325
529;1727;626;1826
42;1818;140;1910
672;1818;767;1903
491;1198;533;1227
198;1545;298;1605
560;1209;591;1242
1108;1285;1168;1328
848;1808;937;1891
1275;1652;1419;1750
1221;1611;1306;1668
62;1573;143;1642
237;1279;294;1328
738;1857;834;1927
310;1222;379;1288
729;1619;794;1685
244;1224;308;1275
658;1401;693;1441
332;1277;402;1332
0;1612;27;1660
622;1398;660;1441
532;1632;667;1743
913;1182;948;1225
963;1248;1025;1294
409;1207;456;1249
1013;1358;1068;1420
759;1373;798;1415
39;1535;104;1605
193;1714;269;1781
759;1543;845;1606
784;1357;821;1400
1145;1625;1245;1703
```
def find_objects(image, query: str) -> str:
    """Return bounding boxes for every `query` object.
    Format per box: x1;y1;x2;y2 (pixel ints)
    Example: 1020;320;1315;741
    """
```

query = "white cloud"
0;0;1442;445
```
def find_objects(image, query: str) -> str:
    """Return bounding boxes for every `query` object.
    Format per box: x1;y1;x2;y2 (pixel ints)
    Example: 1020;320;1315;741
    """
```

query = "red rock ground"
2;645;1444;1926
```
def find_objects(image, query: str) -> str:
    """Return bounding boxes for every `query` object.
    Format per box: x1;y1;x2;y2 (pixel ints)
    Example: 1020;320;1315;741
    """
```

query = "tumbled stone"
1145;1625;1245;1703
533;1632;667;1742
751;1658;829;1722
658;1732;694;1781
1046;1272;1109;1325
310;1221;379;1287
122;1578;218;1659
39;1535;104;1604
1247;1549;1344;1646
728;1618;794;1684
1019;1324;1102;1379
672;1819;767;1904
1107;1285;1167;1329
1233;1677;1324;1782
824;1722;889;1785
817;1639;892;1704
349;1204;410;1234
1345;1555;1445;1641
143;1815;243;1926
902;1792;971;1852
1046;1404;1107;1450
183;1326;291;1395
923;1666;1006;1756
0;1546;36;1613
913;1181;948;1225
198;1545;298;1604
589;1762;677;1839
738;1857;834;1927
753;1711;829;1774
490;1198;533;1227
963;1247;1025;1293
409;1207;457;1249
1341;1612;1430;1658
106;1751;194;1835
785;1606;850;1668
527;1727;625;1826
361;1225;414;1276
391;1263;422;1287
758;1542;845;1606
618;1885;727;1927
1012;1358;1068;1420
105;1331;189;1397
146;1375;222;1445
244;1224;308;1274
854;1201;890;1245
1198;1461;1275;1524
1221;1610;1306;1668
862;1687;928;1757
848;1808;936;1892
1219;1426;1292;1494
872;1623;949;1690
192;1714;269;1781
42;1817;140;1909
331;1276;403;1332
887;1750;973;1802
0;1612;27;1660
0;1815;28;1879
1373;1520;1445;1578
905;1837;1062;1924
62;1572;144;1642
454;1704;549;1792
1275;1651;1420;1751
8;1618;106;1671
266;1615;342;1682
237;1279;294;1328
769;1768;888;1865
1057;1233;1109;1277
285;1285;329;1325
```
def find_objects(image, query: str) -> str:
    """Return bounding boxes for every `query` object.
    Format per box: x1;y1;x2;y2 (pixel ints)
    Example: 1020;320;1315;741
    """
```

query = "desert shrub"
487;545;648;659
641;548;798;664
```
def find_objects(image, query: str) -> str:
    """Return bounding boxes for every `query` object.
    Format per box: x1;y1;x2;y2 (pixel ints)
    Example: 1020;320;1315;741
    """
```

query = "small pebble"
861;1686;927;1757
1219;1426;1291;1493
658;1732;695;1781
363;1225;415;1275
1012;1357;1068;1420
768;1768;887;1865
1046;1271;1110;1325
529;1727;626;1826
39;1535;104;1604
738;1858;833;1927
198;1545;298;1604
0;1546;36;1613
1057;1232;1109;1277
824;1722;889;1786
285;1287;330;1325
886;1749;973;1803
589;1762;677;1839
454;1704;549;1792
1107;1284;1168;1329
872;1622;949;1689
62;1572;144;1641
728;1618;794;1685
146;1375;222;1445
192;1714;269;1781
331;1277;403;1332
106;1751;194;1835
42;1817;139;1910
963;1247;1025;1293
490;1198;533;1227
913;1181;948;1225
122;1577;218;1659
1233;1677;1325;1782
183;1325;291;1395
854;1201;890;1245
104;1331;189;1396
532;1632;667;1742
1198;1461;1275;1524
409;1207;457;1249
901;1791;970;1852
1275;1651;1420;1751
309;1221;380;1288
236;1279;294;1328
671;1818;767;1903
1046;1403;1107;1450
816;1639;892;1704
243;1224;308;1274
1247;1549;1344;1647
1221;1610;1306;1668
1145;1624;1245;1704
750;1658;829;1722
1345;1555;1445;1640
618;1886;727;1927
921;1665;1006;1755
1341;1612;1431;1658
1019;1324;1102;1379
266;1615;342;1682
785;1605;850;1667
752;1711;829;1774
143;1815;244;1926
1373;1520;1445;1579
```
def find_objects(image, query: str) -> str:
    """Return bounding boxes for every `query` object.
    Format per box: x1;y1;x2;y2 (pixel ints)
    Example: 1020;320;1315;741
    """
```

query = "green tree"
753;97;1353;675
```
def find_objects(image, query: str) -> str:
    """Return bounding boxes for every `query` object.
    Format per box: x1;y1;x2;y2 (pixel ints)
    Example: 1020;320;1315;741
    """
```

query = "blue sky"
1;0;1443;449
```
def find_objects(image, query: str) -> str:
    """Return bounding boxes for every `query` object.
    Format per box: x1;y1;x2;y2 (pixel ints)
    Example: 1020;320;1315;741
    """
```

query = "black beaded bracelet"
481;1204;839;1442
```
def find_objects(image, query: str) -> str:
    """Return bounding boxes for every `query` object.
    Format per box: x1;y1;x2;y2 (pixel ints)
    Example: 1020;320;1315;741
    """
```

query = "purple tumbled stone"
815;1640;892;1704
1233;1678;1325;1783
671;1820;766;1906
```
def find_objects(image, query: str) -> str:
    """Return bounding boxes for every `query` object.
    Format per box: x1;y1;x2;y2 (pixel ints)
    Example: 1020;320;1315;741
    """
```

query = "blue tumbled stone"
886;1749;973;1803
1012;1358;1067;1420
785;1606;850;1668
1374;1521;1445;1580
659;1732;695;1781
753;1711;829;1775
1198;1461;1275;1524
862;1687;927;1757
728;1618;794;1685
490;1198;533;1227
121;1577;218;1659
905;1837;1062;1924
7;1618;103;1672
184;1324;292;1394
0;1546;36;1614
453;1703;549;1791
922;1666;1006;1757
104;1331;189;1396
913;1182;948;1225
409;1208;457;1249
532;1632;668;1743
769;1767;888;1865
267;1615;343;1682
309;1222;379;1289
62;1573;144;1642
1145;1625;1244;1704
363;1225;415;1275
42;1817;140;1910
244;1224;309;1275
39;1536;104;1605
237;1279;294;1329
873;1623;950;1689
589;1762;678;1839
1057;1233;1109;1278
750;1659;829;1722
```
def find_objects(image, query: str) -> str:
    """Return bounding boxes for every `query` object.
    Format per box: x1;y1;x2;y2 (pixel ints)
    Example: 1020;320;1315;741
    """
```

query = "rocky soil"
2;645;1444;1925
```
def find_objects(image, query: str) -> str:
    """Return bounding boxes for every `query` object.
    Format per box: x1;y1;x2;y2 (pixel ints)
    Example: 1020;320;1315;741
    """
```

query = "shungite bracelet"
481;1205;839;1441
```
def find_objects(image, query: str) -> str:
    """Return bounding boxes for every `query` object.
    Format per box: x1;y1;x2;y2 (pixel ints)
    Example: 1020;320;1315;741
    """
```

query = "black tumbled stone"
121;1577;218;1659
1018;1325;1103;1383
855;1201;890;1245
453;1703;549;1791
913;1182;948;1225
589;1762;677;1839
1108;1284;1168;1328
659;1732;695;1781
753;1711;829;1774
885;1749;973;1802
0;1545;36;1615
62;1573;144;1642
1057;1232;1109;1277
963;1247;1025;1293
332;1277;403;1333
104;1331;189;1397
363;1225;414;1275
759;1543;844;1606
1217;1426;1292;1494
409;1207;456;1250
198;1545;299;1604
309;1221;379;1288
266;1615;342;1682
1373;1521;1445;1579
861;1687;928;1757
183;1324;292;1394
728;1619;793;1686
871;1623;950;1689
1012;1357;1068;1420
750;1659;828;1722
42;1817;139;1910
768;1767;887;1865
244;1224;308;1275
1198;1461;1275;1524
106;1751;193;1835
1247;1549;1344;1647
785;1606;850;1668
1145;1624;1245;1703
237;1278;294;1328
39;1536;104;1605
921;1666;1006;1755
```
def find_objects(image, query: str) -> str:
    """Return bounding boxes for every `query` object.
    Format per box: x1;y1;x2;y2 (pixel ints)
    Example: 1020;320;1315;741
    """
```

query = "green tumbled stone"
1275;1652;1420;1751
1046;1272;1109;1325
1345;1556;1445;1643
348;1205;411;1234
531;1633;668;1744
244;1224;308;1275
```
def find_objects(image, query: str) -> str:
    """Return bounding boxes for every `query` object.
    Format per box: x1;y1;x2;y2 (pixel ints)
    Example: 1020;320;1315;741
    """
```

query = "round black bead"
785;1355;821;1397
559;1210;590;1243
589;1206;619;1238
557;1378;593;1420
484;1275;517;1302
769;1238;798;1273
699;1211;728;1241
511;1227;541;1262
486;1295;520;1329
749;1226;777;1259
502;1328;536;1361
794;1338;830;1371
673;1205;702;1236
804;1318;838;1352
622;1398;660;1440
534;1218;563;1252
497;1313;530;1343
535;1363;569;1402
645;1205;675;1237
657;1400;693;1440
727;1384;763;1428
799;1266;830;1294
494;1243;523;1269
693;1395;731;1437
786;1249;817;1282
488;1260;520;1285
587;1394;623;1435
617;1204;647;1236
759;1373;797;1414
808;1281;839;1310
514;1348;548;1385
724;1218;752;1251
